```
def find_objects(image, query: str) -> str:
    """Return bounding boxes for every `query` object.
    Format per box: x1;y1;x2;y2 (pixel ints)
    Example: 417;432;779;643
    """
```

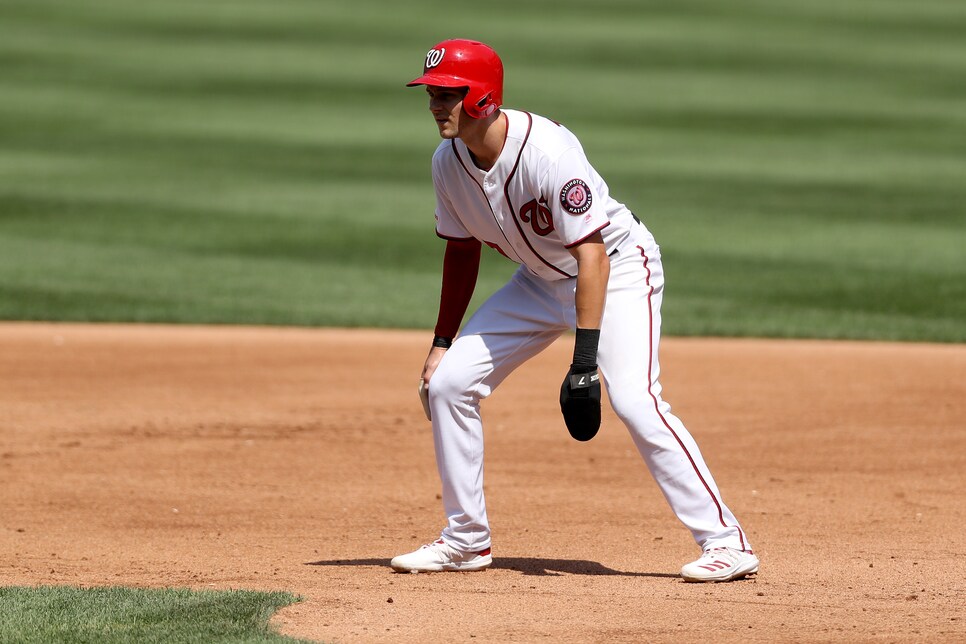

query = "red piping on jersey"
639;249;747;551
503;112;573;279
436;231;476;242
564;222;611;249
451;140;520;263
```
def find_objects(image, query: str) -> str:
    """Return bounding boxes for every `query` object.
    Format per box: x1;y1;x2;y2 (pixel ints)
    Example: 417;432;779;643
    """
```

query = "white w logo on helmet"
425;47;446;69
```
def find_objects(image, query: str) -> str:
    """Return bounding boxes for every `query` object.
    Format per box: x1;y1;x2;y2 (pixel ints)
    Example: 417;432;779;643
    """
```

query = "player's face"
426;86;467;139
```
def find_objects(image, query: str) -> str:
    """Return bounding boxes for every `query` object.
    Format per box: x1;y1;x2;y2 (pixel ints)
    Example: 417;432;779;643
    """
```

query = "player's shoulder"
430;139;453;164
429;139;459;176
508;109;582;160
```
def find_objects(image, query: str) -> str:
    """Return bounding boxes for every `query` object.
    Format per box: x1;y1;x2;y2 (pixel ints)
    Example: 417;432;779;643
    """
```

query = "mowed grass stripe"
0;0;963;340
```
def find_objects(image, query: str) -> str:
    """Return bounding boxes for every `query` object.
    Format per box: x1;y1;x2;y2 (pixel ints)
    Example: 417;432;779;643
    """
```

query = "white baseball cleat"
390;539;492;573
681;547;760;582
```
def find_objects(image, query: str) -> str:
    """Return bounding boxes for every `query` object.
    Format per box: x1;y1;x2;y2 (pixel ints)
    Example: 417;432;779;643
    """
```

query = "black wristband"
432;335;453;349
572;328;600;366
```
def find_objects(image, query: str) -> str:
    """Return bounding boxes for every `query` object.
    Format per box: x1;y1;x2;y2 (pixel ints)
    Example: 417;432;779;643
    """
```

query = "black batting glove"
560;363;601;441
559;328;602;441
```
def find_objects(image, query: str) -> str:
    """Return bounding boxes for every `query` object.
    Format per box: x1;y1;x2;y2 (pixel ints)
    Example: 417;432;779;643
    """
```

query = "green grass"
0;586;308;643
0;0;964;340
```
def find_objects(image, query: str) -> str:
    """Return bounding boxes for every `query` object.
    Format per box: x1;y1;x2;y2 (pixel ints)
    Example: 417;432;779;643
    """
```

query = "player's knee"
428;360;481;406
607;387;662;426
608;386;682;446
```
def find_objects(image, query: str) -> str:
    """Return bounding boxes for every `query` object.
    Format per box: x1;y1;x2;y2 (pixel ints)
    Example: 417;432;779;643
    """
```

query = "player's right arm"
421;237;482;385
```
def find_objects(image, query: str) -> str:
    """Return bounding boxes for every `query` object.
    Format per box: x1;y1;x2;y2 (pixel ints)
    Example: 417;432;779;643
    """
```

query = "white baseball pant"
427;229;749;554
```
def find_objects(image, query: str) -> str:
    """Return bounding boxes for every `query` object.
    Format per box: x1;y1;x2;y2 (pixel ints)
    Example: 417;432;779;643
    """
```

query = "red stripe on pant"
638;247;747;551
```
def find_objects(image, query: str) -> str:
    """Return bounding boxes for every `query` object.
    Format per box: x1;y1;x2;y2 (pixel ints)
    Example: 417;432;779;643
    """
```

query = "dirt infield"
1;323;964;642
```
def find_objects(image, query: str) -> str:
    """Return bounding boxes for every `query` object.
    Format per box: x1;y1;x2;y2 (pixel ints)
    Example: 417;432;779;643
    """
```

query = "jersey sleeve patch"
560;178;593;215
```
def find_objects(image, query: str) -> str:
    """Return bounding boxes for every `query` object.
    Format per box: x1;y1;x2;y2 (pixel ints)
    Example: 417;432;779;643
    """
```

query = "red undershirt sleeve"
434;238;482;339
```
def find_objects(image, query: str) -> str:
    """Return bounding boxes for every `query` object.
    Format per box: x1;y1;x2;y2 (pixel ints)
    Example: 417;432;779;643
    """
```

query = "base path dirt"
1;323;964;642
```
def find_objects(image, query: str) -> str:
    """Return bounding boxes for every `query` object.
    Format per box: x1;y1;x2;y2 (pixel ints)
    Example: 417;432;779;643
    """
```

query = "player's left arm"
559;231;609;441
568;231;609;331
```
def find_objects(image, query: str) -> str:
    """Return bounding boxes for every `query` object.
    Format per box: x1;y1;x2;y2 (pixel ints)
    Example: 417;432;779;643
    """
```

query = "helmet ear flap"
467;91;496;118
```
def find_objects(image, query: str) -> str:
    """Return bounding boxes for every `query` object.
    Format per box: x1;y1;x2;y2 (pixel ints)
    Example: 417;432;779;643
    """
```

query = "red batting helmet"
407;39;503;119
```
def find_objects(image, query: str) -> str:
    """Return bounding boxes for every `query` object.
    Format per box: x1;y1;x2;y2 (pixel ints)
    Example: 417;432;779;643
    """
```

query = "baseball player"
392;39;759;582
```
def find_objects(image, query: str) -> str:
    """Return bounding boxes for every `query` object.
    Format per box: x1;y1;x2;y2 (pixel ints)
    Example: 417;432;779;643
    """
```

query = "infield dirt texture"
2;323;964;642
3;0;966;641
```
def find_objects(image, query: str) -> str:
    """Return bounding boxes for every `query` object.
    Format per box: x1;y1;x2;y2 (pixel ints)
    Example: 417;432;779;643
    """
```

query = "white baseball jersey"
422;108;751;560
432;109;642;280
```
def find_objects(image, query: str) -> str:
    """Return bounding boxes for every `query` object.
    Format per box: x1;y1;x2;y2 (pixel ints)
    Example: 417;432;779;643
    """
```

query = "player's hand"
418;345;448;422
559;363;601;441
421;346;448;385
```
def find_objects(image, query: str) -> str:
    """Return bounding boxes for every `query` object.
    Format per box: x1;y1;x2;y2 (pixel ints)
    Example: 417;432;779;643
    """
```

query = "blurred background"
1;0;963;340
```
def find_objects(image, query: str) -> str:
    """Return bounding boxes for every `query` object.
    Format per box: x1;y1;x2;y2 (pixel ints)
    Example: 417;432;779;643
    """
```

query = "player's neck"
460;111;506;171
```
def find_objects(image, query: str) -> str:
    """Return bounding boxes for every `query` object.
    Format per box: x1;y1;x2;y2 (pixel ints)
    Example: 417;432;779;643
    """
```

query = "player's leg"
403;269;566;563
596;244;752;556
